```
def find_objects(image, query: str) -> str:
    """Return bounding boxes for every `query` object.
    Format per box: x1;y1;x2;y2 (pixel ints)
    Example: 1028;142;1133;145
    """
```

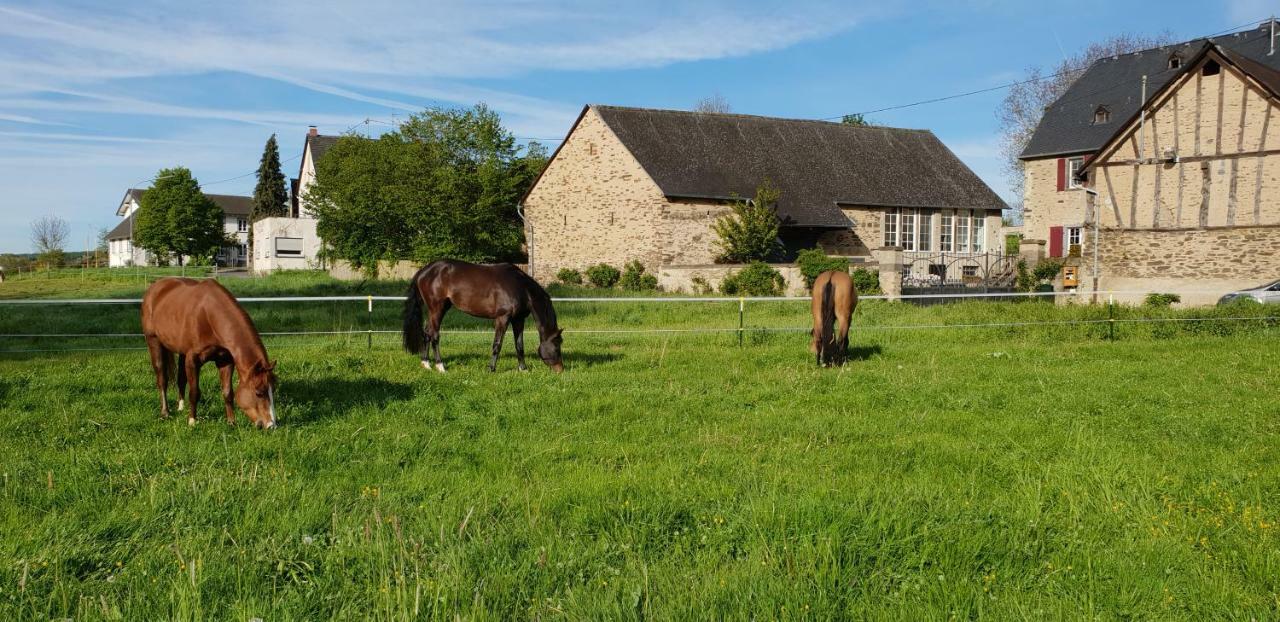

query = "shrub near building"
720;262;785;296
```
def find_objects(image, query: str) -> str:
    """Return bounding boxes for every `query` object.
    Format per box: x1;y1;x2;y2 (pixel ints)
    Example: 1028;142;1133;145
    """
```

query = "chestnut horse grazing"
141;278;278;428
403;260;563;373
810;270;858;367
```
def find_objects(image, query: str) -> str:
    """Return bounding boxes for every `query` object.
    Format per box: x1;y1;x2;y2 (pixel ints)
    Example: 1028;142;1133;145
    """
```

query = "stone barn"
521;105;1006;291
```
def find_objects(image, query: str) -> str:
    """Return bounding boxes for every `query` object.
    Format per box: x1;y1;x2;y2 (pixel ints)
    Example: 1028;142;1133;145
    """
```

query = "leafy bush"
556;268;583;285
585;263;621;288
1016;260;1036;292
1005;233;1022;255
690;276;713;295
851;268;880;295
1032;260;1063;283
795;248;849;289
719;262;785;296
713;180;783;263
1144;293;1181;308
619;261;659;291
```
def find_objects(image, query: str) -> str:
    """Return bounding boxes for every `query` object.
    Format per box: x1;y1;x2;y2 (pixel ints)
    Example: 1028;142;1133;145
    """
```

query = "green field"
1;271;1279;619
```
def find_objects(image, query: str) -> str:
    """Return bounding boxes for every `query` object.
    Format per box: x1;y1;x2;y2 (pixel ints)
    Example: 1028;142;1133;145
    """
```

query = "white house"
106;189;254;267
251;126;336;273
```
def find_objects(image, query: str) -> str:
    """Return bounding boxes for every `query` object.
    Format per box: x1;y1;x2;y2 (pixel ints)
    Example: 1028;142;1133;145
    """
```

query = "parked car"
1217;279;1280;305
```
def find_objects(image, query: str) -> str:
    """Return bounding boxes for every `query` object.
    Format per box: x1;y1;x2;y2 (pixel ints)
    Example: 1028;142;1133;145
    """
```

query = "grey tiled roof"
1021;24;1280;159
592;105;1006;227
106;192;252;240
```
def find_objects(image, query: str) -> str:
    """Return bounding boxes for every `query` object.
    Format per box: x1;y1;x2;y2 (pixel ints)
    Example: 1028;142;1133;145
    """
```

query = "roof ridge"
590;104;933;133
1092;23;1268;65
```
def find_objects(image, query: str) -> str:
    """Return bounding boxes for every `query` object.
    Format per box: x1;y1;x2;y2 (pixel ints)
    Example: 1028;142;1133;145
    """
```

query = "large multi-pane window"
886;208;988;252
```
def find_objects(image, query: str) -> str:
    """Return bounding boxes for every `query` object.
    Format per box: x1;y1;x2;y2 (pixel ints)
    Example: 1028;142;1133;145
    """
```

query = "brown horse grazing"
141;278;278;428
403;260;563;373
810;270;858;367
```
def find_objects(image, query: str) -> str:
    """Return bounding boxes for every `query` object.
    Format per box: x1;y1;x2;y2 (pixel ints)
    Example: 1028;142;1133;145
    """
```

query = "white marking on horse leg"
421;360;432;370
435;362;446;373
177;399;185;412
187;416;196;427
267;386;277;428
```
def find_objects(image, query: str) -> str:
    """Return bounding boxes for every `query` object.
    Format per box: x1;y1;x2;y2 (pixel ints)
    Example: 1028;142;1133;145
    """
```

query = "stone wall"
523;107;667;281
1095;225;1280;305
1022;156;1091;243
657;199;732;265
655;264;807;296
329;259;421;281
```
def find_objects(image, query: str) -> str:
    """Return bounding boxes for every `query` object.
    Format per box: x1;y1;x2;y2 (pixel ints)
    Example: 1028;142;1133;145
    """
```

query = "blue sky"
0;0;1270;253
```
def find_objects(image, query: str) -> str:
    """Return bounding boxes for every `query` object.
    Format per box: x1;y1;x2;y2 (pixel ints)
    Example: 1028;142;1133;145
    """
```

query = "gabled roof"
116;188;146;216
1021;23;1280;160
1079;42;1280;176
583;105;1004;227
298;131;342;181
106;192;252;240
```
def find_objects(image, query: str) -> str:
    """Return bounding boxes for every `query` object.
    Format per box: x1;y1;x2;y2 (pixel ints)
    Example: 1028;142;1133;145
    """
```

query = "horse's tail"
818;279;836;366
402;274;426;355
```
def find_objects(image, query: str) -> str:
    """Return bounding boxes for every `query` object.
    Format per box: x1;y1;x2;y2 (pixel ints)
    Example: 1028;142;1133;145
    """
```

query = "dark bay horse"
810;270;858;367
141;278;278;428
403;260;563;373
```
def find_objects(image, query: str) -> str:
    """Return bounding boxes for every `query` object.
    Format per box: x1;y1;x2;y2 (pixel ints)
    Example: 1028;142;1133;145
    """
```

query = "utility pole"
1138;75;1148;161
1085;188;1102;304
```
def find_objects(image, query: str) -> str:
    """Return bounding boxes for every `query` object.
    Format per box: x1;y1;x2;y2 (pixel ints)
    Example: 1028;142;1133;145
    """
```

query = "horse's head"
236;360;278;429
538;328;564;373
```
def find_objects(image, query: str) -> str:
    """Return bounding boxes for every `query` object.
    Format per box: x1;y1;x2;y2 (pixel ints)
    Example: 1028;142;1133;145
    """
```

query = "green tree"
134;168;226;266
251;134;289;225
307;104;547;271
713;180;783;263
841;113;873;126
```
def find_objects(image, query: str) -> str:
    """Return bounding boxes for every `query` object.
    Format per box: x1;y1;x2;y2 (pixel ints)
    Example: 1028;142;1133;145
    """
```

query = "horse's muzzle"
550;362;564;374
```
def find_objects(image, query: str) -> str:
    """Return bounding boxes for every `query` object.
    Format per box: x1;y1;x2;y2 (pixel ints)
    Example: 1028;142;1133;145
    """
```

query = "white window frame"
1067;157;1084;189
1065;225;1082;254
900;210;916;251
917;211;932;252
883;209;899;247
939;212;954;252
956;213;970;252
971;211;986;252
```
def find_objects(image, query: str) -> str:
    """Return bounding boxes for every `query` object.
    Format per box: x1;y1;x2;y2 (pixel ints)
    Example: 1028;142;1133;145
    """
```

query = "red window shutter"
1048;226;1064;257
1056;158;1066;191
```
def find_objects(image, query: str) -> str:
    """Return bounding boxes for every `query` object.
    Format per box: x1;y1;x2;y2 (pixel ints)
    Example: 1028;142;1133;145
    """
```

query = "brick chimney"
308;125;318;137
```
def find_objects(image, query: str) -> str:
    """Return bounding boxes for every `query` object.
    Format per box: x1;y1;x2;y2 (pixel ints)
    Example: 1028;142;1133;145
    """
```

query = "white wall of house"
252;217;321;273
107;238;149;267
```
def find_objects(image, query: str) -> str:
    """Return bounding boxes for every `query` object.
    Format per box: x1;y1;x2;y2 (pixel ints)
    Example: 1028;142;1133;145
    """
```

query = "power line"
820;16;1273;121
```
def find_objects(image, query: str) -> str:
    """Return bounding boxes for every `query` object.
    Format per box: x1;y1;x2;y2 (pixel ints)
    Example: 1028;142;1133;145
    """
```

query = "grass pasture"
1;271;1279;619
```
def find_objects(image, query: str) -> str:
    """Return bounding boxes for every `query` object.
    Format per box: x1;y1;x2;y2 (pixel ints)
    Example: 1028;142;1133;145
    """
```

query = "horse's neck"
224;334;269;376
527;288;558;337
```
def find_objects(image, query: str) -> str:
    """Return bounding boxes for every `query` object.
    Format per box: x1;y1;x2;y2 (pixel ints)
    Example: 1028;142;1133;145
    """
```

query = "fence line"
2;316;1277;355
0;289;1247;306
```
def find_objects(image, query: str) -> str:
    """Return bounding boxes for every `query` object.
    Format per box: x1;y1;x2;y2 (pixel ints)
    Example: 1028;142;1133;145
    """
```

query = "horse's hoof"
420;360;431;370
435;363;446;373
176;399;185;412
187;417;196;427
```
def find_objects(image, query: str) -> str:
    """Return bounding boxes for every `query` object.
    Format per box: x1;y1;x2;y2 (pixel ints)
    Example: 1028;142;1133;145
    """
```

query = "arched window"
1093;106;1111;125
